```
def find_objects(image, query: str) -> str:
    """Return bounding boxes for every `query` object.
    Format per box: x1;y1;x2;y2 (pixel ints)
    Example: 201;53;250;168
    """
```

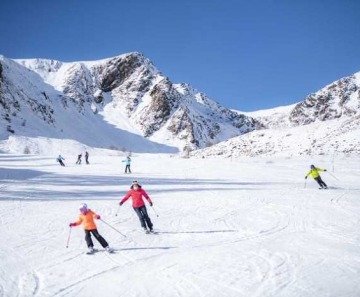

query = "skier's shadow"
116;246;176;251
158;230;238;234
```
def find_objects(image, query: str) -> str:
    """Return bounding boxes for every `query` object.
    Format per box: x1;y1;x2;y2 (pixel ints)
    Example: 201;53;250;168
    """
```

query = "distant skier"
122;156;132;173
305;165;328;189
76;154;82;165
69;203;113;254
85;151;90;165
119;181;154;233
57;155;65;166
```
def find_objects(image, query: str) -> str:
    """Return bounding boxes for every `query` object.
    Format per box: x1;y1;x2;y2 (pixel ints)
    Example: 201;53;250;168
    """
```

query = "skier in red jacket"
119;181;154;233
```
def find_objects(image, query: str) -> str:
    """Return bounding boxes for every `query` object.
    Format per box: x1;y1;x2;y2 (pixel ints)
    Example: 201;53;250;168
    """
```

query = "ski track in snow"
0;154;360;297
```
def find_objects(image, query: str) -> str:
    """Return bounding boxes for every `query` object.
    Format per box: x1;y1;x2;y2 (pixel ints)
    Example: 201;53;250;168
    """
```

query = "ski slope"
0;153;359;297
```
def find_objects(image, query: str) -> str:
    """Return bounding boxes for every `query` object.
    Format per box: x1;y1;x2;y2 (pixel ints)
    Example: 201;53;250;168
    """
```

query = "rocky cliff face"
0;58;56;136
193;72;360;157
0;52;261;152
289;74;360;125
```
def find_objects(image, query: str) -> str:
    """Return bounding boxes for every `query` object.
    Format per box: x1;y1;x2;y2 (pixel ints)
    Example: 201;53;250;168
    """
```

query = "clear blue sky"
1;0;360;111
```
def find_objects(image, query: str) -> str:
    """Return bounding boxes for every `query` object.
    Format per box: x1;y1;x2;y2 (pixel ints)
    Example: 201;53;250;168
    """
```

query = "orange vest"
75;210;98;230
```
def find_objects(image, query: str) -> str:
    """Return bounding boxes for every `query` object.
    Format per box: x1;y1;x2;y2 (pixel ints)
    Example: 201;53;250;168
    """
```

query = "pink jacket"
120;187;152;208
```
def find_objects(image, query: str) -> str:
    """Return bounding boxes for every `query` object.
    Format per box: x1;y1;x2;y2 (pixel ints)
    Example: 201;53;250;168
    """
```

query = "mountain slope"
0;52;261;154
0;55;175;153
289;72;360;125
193;72;360;157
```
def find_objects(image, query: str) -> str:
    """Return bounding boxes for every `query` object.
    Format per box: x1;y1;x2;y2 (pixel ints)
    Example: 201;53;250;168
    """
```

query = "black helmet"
310;165;315;169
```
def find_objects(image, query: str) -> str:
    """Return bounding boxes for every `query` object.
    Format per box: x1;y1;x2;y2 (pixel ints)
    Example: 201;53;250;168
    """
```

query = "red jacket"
121;187;152;208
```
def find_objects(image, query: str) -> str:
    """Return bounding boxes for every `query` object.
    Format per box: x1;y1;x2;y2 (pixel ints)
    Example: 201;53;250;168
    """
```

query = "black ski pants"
85;229;108;248
315;176;327;188
125;165;131;173
133;206;153;230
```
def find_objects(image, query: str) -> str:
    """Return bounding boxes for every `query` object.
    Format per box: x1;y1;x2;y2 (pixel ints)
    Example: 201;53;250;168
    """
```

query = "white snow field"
0;153;359;297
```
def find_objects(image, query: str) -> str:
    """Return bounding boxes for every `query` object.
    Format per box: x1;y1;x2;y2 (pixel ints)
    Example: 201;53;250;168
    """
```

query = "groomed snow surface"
0;153;359;297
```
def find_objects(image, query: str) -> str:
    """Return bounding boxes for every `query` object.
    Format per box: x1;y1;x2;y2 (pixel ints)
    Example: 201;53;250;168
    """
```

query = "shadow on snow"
158;230;239;234
0;168;299;201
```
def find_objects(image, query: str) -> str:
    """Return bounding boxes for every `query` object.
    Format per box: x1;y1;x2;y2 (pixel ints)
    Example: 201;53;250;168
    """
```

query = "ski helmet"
79;203;88;211
310;165;315;169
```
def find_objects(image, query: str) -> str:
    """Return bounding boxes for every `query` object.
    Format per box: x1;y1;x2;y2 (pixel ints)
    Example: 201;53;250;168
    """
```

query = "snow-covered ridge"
235;104;298;129
1;52;260;154
192;115;360;158
289;72;360;125
196;72;360;157
235;71;360;130
1;52;360;156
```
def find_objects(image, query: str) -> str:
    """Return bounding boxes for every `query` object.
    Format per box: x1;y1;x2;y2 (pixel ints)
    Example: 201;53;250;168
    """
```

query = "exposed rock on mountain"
0;52;260;153
2;51;358;156
98;54;143;92
0;62;3;82
290;74;360;125
194;72;360;157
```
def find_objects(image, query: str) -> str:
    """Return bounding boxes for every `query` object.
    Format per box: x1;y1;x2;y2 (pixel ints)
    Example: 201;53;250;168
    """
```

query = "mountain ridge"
0;52;261;154
196;71;360;157
1;52;359;156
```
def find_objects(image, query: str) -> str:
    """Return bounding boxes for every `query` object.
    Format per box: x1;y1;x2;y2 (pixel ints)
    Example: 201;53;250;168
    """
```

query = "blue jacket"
123;158;131;165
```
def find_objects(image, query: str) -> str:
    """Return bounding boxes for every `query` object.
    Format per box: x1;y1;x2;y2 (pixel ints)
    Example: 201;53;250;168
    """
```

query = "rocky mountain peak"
289;73;360;125
0;52;260;152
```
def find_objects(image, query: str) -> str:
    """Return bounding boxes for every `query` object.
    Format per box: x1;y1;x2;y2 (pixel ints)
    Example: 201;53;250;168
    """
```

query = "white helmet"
79;203;88;211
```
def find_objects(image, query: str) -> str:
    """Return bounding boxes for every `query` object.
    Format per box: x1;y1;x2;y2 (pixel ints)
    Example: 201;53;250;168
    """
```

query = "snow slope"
0;152;359;297
238;104;298;129
0;53;259;153
191;115;360;157
2;53;359;156
0;55;177;154
205;70;360;158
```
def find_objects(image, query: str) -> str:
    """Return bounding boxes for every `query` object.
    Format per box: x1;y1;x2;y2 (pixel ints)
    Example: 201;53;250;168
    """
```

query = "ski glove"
69;223;76;227
305;176;308;179
150;202;153;206
324;169;327;171
119;202;123;206
95;215;100;220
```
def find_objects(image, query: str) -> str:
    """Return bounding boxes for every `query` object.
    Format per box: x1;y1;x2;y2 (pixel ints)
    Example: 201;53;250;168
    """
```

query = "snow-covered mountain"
290;74;360;125
193;72;360;158
0;52;261;154
1;51;359;157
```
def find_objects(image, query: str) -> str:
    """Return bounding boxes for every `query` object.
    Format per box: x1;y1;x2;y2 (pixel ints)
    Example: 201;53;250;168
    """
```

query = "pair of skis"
144;229;157;234
87;247;114;255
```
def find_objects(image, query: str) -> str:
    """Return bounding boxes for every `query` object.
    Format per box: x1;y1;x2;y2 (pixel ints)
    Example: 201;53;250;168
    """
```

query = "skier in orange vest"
69;203;113;254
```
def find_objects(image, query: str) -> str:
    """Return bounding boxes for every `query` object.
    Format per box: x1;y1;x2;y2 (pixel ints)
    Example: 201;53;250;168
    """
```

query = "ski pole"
151;205;159;217
326;171;339;181
66;227;72;248
100;219;127;238
115;205;120;217
304;179;307;189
